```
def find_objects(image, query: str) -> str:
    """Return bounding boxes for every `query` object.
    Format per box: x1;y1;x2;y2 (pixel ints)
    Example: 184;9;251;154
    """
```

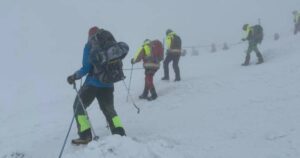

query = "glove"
67;74;76;85
131;58;135;65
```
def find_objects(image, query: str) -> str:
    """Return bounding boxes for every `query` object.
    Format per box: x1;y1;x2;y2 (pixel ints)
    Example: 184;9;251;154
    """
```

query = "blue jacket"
74;42;113;88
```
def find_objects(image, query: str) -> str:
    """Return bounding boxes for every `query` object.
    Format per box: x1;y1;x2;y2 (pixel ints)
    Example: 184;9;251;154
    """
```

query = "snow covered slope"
1;0;300;158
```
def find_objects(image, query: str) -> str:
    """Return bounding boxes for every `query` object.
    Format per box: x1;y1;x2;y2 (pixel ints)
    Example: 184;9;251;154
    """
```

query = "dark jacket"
166;32;182;54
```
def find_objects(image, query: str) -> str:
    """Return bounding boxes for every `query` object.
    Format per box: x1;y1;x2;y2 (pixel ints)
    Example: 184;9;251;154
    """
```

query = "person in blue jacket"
67;26;126;145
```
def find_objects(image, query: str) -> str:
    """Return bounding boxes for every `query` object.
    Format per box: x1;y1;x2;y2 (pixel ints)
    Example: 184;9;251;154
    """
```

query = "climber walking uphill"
293;10;300;35
131;39;164;101
67;26;127;145
241;24;264;66
162;29;182;81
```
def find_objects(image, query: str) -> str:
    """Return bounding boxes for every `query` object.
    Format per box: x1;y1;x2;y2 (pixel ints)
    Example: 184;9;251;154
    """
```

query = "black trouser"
73;85;124;136
244;42;263;64
163;53;181;79
295;22;300;35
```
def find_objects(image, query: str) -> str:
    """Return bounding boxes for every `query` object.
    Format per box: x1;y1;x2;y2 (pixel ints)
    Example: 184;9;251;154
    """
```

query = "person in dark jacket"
293;10;300;35
241;24;264;66
67;26;126;145
161;29;182;81
131;39;161;101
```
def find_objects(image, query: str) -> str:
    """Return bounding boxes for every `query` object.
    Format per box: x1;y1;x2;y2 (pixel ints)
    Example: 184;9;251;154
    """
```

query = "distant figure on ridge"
241;24;264;66
162;29;182;81
293;10;300;35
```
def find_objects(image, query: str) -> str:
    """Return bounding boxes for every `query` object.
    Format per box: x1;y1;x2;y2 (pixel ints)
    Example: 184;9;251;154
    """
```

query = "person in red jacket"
131;39;163;101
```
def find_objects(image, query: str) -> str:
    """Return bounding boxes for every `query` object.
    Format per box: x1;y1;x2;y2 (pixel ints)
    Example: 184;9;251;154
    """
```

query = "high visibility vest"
133;42;151;62
166;32;176;49
244;25;253;39
295;13;300;23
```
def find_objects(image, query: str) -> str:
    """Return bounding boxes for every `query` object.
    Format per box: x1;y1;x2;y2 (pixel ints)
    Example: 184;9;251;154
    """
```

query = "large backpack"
252;25;264;44
172;34;182;49
150;40;164;63
89;29;129;84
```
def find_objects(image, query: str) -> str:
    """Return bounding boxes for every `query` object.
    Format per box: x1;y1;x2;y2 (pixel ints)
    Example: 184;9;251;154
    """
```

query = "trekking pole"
126;64;134;102
122;80;140;113
73;83;99;141
58;83;83;158
58;109;76;158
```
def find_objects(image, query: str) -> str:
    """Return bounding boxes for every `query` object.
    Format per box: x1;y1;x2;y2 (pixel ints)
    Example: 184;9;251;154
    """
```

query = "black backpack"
252;25;264;44
89;29;129;84
172;34;182;49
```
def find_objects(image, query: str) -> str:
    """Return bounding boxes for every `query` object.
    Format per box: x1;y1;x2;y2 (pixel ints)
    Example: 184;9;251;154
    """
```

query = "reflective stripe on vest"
143;62;160;69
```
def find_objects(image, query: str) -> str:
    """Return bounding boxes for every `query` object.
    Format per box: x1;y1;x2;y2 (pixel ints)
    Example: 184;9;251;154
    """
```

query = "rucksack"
89;29;129;84
172;34;182;49
252;25;264;44
150;40;164;63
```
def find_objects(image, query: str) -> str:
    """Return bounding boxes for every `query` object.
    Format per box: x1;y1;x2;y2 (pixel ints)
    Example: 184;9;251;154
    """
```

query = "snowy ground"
2;34;300;158
1;1;300;158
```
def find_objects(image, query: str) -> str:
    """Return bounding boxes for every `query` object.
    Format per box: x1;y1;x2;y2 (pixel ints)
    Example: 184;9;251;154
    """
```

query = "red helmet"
88;26;99;38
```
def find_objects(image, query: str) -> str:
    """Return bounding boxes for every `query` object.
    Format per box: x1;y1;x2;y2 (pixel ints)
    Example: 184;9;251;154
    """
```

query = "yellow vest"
133;42;151;62
244;25;252;38
295;13;300;23
166;32;176;49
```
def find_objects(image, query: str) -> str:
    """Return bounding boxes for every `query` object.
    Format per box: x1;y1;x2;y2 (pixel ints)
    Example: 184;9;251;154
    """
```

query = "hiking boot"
256;60;264;64
139;94;148;99
139;87;149;99
256;58;264;64
147;88;158;101
242;54;250;66
111;127;126;136
147;95;157;101
161;76;169;80
71;129;92;145
71;137;92;145
241;63;249;66
174;78;181;81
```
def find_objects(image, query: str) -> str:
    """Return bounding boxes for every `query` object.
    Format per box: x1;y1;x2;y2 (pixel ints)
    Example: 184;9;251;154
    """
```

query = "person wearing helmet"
293;10;300;34
162;29;182;81
241;24;264;66
131;39;161;101
67;26;126;145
